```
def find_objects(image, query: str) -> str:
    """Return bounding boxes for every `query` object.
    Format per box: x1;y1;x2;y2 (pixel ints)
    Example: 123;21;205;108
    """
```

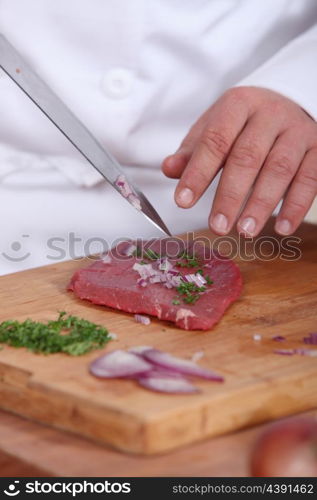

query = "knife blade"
0;34;171;236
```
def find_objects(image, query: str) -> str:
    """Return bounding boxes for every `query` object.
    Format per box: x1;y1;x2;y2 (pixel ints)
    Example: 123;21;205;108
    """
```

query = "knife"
0;34;171;236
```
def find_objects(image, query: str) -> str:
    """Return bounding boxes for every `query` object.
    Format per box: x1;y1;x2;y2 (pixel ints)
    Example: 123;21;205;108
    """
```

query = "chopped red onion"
115;175;141;210
272;335;286;342
158;258;174;272
191;350;204;363
137;278;148;287
149;275;163;284
137;373;199;394
101;253;112;264
107;332;118;340
303;333;317;345
184;273;207;287
115;174;133;197
89;350;152;378
123;243;137;256
273;349;296;356
133;262;156;279
295;348;317;357
142;349;224;382
134;314;151;325
253;333;262;342
274;347;317;357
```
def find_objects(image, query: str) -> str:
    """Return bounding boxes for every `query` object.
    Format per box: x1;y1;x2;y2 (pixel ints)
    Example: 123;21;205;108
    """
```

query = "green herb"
205;275;214;285
133;247;160;261
175;250;201;268
144;249;160;260
0;312;111;356
196;269;203;275
132;247;142;258
183;294;200;304
172;298;181;305
175;280;207;305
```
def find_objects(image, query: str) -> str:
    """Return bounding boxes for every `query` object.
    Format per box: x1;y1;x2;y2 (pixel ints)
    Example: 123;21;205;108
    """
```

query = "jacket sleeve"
234;24;317;121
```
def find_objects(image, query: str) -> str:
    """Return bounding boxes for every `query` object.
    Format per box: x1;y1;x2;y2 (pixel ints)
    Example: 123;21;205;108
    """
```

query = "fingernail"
239;216;256;235
177;187;194;207
211;213;228;234
275;219;292;235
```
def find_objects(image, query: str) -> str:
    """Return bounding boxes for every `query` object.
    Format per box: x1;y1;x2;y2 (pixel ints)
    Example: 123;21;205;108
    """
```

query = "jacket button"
101;68;133;99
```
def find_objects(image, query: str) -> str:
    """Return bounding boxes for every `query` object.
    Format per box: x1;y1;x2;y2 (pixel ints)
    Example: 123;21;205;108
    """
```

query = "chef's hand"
162;87;317;236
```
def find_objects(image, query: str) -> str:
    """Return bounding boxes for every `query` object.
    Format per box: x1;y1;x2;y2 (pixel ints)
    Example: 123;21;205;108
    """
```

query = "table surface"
0;407;316;477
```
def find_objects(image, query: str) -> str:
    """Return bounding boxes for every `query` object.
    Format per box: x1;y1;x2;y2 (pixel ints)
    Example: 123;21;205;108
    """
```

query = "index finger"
175;91;249;208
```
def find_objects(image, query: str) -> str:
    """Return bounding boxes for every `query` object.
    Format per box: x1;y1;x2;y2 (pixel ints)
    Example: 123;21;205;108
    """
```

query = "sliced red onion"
89;349;152;378
129;345;153;355
134;314;151;325
272;335;286;342
137;373;199;394
142;349;224;382
139;367;185;379
303;333;317;345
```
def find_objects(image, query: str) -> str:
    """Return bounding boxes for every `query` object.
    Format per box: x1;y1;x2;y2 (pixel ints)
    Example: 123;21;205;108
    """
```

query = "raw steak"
68;239;242;330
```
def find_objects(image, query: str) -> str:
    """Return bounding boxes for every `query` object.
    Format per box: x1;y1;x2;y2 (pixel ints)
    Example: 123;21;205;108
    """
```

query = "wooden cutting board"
0;221;316;455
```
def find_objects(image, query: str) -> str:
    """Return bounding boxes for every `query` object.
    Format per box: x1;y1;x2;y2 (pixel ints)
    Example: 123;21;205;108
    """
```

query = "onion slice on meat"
89;349;152;378
142;349;224;381
137;373;199;394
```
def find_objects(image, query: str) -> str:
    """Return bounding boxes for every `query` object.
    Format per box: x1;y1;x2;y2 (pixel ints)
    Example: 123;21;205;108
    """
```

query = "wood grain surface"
0;407;315;477
0;221;316;455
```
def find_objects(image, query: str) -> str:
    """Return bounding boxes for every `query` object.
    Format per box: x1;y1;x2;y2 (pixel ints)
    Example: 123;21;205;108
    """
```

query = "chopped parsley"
132;247;142;258
175;280;207;305
176;250;201;268
144;249;160;260
172;298;181;305
0;312;111;355
205;275;214;285
133;247;160;261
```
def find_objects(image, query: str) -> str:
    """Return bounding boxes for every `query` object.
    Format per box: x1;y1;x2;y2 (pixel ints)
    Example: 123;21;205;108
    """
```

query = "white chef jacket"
0;0;317;275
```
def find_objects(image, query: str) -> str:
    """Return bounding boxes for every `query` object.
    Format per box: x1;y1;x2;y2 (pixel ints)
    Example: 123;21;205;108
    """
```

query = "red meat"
68;239;242;330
